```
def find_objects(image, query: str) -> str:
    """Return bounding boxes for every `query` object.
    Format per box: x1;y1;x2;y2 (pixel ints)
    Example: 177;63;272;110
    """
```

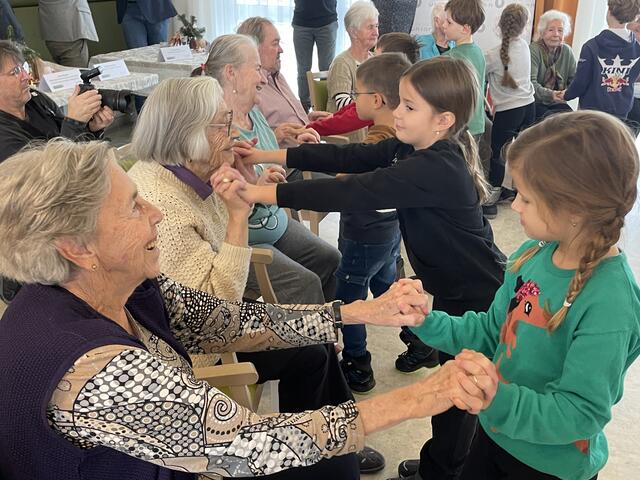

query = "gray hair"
432;2;447;22
0;40;24;70
193;33;257;86
344;1;379;31
237;17;274;45
537;9;572;38
132;76;225;166
0;140;112;285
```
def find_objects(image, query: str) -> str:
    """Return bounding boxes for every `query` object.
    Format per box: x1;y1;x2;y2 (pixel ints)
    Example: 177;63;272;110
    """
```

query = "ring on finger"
222;178;231;183
472;375;479;385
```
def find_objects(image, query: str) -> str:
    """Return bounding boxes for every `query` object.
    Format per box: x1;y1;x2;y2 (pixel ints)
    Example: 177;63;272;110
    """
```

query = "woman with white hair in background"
416;2;455;60
530;9;577;120
0;140;497;480
326;0;379;142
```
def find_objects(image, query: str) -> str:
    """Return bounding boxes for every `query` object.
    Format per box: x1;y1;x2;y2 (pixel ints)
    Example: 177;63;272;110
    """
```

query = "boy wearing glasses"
336;53;411;393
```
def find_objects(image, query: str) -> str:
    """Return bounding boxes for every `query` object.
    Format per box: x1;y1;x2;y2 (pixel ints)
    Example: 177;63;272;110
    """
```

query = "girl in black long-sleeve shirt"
220;56;506;480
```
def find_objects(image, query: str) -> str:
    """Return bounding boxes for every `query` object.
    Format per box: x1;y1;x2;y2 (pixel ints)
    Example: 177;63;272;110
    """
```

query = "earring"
232;88;237;94
91;264;97;270
571;221;577;227
435;130;440;135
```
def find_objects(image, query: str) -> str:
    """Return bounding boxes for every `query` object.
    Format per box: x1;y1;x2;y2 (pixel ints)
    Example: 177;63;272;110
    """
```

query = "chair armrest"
194;362;259;387
251;247;274;265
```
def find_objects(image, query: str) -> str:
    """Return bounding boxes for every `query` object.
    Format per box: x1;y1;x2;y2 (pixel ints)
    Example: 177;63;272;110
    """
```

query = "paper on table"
94;60;130;81
40;69;81;92
158;45;193;62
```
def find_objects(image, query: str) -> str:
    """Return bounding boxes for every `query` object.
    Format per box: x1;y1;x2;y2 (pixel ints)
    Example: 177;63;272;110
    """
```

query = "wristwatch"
331;299;344;330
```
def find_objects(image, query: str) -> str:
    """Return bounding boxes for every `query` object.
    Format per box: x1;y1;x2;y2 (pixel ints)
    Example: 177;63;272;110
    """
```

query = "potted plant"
177;14;206;50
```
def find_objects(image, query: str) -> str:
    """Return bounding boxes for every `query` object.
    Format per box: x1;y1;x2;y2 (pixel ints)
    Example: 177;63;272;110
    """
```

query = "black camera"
79;67;134;114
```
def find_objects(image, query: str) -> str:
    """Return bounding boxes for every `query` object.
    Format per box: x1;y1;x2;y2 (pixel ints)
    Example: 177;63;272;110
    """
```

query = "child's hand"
552;90;566;103
295;128;321;144
454;349;499;413
308;110;332;121
257;166;287;185
232;138;261;164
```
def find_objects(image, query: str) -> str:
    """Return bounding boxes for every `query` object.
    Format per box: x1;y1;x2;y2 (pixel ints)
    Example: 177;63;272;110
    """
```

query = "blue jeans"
292;21;338;111
121;3;170;49
335;232;401;358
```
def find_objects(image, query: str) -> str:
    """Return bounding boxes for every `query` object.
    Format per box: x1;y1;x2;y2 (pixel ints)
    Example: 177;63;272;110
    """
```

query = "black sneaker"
398;459;420;477
482;204;498;219
498;187;516;203
358;445;386;474
395;344;439;373
341;351;376;394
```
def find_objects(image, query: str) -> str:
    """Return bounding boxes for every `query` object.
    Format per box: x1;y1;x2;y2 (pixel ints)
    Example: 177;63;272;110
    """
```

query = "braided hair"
506;111;638;331
498;4;529;89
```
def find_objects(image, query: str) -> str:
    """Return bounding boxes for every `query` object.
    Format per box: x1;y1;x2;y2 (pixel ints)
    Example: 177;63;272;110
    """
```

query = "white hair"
537;9;572;38
432;2;447;22
198;33;257;86
132;77;225;167
0;140;112;284
344;1;379;31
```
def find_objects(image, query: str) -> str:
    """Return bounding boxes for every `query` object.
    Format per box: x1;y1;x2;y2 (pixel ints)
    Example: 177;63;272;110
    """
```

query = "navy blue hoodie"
564;30;640;118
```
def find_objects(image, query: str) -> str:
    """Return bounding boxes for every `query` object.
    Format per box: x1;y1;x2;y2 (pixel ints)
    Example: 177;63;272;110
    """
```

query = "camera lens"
98;89;133;114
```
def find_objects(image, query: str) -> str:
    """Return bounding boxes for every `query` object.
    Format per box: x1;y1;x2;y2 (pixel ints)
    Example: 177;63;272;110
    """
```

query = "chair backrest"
115;143;137;172
306;71;329;112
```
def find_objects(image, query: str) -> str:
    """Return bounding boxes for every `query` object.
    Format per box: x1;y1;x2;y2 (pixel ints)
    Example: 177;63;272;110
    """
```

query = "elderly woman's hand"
295;127;321;144
211;164;252;218
274;123;307;145
257;166;287;185
454;349;499;413
340;278;430;328
232;138;269;166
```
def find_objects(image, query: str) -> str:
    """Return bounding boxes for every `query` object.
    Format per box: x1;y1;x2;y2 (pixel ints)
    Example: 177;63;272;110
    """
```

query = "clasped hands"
274;122;321;145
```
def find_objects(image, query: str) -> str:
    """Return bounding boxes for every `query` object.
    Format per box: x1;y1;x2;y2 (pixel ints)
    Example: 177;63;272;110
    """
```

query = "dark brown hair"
444;0;486;34
402;56;489;201
499;4;528;89
608;0;640;23
507;111;639;331
356;53;411;109
376;32;422;64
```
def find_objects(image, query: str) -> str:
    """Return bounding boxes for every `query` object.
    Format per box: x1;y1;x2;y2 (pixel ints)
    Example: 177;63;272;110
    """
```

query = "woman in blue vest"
0;139;495;480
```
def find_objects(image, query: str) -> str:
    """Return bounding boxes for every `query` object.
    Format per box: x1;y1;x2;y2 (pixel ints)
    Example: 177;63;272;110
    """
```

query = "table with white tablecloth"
89;44;208;82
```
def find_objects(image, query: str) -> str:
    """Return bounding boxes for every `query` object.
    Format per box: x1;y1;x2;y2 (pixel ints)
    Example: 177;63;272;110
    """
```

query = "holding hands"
552;90;566;103
274;123;321;145
211;164;251;218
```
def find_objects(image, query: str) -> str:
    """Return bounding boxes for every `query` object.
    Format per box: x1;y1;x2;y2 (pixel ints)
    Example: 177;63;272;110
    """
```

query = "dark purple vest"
0;279;196;480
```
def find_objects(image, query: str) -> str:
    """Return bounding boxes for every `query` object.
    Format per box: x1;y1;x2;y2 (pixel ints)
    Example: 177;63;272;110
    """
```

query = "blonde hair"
507;111;638;331
402;56;490;202
132;77;225;166
499;4;529;89
0;140;112;284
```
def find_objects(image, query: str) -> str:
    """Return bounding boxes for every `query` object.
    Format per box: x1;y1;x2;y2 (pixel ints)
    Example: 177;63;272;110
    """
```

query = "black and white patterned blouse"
47;275;365;477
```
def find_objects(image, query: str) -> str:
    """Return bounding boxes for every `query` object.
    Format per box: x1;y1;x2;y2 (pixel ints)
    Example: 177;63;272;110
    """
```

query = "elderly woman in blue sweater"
0;140;496;480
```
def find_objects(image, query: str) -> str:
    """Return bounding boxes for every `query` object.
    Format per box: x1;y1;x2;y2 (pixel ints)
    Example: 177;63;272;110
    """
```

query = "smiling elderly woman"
0;140;497;480
530;9;577;120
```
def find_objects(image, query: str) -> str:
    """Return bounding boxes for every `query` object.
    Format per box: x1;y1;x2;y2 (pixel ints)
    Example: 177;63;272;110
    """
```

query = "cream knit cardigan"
128;161;252;302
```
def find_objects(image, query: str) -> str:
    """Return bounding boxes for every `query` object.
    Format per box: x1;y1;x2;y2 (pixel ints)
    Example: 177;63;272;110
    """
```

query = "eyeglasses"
2;62;29;77
348;90;385;105
208;110;234;137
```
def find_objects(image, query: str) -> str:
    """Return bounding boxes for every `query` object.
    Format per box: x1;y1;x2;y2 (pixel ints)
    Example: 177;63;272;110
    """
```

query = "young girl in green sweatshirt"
413;110;640;479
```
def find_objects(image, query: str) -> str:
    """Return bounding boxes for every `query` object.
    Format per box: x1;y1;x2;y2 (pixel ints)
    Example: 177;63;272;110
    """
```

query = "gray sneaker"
484;186;501;206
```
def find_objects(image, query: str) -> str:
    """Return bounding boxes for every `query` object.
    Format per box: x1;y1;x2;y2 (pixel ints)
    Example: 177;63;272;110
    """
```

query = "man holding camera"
0;40;114;163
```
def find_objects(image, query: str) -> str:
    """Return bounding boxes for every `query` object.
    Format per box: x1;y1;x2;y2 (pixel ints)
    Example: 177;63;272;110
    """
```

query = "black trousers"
417;298;494;480
489;102;535;187
460;426;599;480
236;344;359;480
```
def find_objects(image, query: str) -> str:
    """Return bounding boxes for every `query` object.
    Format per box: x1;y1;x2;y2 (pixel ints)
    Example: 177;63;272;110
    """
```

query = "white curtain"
170;0;358;96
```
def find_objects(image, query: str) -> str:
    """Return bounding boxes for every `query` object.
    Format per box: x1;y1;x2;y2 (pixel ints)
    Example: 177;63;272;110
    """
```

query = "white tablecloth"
89;44;208;82
46;72;159;109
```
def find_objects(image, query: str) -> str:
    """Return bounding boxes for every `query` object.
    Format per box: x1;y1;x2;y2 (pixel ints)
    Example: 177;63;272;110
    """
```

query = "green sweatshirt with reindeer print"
412;239;640;480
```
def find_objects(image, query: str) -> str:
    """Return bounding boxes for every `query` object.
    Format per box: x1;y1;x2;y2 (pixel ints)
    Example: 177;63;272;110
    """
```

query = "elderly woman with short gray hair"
0;140;495;480
530;9;576;119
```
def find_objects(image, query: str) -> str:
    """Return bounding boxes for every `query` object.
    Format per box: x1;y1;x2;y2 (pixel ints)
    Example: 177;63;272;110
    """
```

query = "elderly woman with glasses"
0;139;497;479
530;10;577;120
127;76;381;477
0;40;113;162
193;34;341;308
